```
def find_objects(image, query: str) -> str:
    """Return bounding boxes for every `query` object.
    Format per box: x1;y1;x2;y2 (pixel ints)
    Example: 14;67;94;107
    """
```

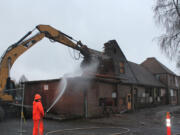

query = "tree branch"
173;0;180;18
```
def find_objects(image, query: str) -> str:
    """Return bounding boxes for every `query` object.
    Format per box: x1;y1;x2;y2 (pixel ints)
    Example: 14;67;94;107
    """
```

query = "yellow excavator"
0;24;93;119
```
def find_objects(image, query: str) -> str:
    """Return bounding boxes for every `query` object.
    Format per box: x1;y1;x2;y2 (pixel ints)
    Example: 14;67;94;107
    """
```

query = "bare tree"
154;0;180;67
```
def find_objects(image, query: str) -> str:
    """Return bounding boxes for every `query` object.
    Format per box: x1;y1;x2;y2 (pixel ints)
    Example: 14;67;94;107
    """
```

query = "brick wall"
117;84;131;111
87;81;117;117
24;78;85;117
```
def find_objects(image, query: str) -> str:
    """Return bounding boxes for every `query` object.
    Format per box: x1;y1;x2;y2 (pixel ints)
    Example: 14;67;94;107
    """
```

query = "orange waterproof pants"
33;119;44;135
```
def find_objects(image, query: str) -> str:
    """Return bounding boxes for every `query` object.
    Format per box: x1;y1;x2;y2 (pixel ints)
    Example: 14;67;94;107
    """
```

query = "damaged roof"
102;40;164;88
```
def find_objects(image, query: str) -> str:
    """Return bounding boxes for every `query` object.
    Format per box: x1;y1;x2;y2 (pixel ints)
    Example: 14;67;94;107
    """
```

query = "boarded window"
119;62;125;74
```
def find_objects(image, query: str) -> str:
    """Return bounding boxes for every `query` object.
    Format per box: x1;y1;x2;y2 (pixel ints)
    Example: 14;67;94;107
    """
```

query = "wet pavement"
0;118;129;135
1;105;180;135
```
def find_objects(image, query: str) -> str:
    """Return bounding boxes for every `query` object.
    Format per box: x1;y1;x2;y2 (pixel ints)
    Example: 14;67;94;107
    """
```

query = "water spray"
46;76;67;113
46;59;99;113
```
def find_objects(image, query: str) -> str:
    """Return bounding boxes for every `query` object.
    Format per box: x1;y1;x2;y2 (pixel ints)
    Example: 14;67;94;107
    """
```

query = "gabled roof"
102;40;164;87
127;61;164;87
141;57;176;75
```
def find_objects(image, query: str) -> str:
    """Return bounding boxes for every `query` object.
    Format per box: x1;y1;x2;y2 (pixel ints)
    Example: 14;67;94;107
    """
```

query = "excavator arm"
36;25;80;50
36;25;90;57
0;24;90;95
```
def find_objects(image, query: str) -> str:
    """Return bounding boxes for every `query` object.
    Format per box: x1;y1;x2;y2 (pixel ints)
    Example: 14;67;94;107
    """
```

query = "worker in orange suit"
32;94;44;135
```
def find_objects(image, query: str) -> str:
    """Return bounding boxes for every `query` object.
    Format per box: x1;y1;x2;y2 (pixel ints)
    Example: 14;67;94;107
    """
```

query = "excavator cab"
5;77;16;99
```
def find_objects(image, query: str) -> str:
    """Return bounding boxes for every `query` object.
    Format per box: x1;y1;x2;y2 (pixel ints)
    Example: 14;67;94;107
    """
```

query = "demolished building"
23;40;179;118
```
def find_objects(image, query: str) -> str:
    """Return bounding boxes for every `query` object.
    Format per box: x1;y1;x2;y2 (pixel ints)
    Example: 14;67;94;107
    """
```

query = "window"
44;84;48;90
157;88;160;97
128;95;131;102
112;92;117;98
155;74;160;80
119;62;125;74
149;88;153;96
99;98;105;106
175;77;179;87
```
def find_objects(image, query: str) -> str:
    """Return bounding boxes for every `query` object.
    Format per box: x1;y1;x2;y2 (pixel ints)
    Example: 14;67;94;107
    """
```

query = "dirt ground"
0;105;180;135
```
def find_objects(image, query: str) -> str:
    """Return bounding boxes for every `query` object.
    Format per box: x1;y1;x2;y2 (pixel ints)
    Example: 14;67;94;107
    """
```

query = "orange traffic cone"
166;112;171;135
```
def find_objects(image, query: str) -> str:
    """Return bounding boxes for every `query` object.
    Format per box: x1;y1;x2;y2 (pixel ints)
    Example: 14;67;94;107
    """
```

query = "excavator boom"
36;25;80;50
0;24;89;94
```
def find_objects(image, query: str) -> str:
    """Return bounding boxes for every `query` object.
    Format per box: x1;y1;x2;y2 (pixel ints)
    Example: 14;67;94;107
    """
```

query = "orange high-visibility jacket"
33;100;44;120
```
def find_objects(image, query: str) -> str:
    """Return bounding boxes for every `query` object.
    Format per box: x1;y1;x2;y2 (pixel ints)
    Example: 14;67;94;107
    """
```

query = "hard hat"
34;94;41;100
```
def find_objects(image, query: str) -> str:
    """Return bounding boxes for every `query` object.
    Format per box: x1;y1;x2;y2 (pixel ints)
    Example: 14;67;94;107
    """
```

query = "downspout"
130;85;135;111
84;89;88;119
166;73;170;104
126;61;139;112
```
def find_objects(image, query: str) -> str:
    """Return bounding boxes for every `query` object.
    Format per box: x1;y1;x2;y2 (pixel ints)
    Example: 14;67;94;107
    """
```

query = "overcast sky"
0;0;178;82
